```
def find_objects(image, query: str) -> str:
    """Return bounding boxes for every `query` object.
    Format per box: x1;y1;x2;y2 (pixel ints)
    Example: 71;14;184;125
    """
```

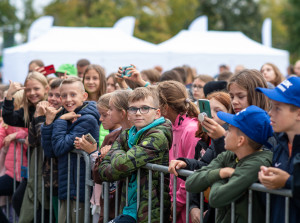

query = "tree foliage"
259;0;288;50
43;0;199;43
0;0;18;48
0;0;18;27
20;0;39;40
1;0;293;55
282;0;300;62
196;0;263;42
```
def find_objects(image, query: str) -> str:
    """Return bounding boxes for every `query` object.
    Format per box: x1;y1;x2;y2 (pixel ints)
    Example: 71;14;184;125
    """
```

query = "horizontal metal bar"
143;163;194;177
143;164;293;197
249;183;292;197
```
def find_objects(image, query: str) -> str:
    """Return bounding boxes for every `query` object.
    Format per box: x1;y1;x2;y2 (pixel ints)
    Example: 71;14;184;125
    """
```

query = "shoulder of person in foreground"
186;149;272;194
208;149;272;208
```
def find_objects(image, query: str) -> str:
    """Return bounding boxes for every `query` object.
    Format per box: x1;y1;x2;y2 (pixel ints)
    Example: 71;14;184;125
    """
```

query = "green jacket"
97;119;172;223
186;150;273;223
99;123;109;147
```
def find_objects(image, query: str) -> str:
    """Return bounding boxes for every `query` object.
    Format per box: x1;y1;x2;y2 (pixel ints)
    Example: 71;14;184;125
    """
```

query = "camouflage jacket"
97;119;173;223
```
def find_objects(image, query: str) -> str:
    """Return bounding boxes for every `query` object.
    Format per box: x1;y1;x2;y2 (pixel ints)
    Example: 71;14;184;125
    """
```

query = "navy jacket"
270;133;300;223
41;101;100;202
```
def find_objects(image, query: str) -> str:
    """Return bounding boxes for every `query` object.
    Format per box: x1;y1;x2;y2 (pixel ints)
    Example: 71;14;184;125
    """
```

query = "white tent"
158;29;289;75
2;17;165;83
2;16;290;83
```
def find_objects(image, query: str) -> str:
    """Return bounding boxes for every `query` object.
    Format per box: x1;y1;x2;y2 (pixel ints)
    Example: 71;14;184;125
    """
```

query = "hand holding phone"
198;99;212;132
42;65;56;76
84;133;96;144
121;65;134;77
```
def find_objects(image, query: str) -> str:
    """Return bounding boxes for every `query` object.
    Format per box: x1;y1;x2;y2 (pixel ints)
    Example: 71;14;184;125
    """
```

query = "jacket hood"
77;101;100;122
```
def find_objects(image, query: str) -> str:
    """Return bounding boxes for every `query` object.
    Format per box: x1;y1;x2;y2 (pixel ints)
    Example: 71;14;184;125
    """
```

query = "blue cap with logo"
256;77;300;107
217;105;273;147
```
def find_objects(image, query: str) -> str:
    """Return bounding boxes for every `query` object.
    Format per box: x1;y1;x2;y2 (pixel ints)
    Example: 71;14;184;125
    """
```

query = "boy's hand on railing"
201;117;226;139
258;166;290;190
25;136;29;146
45;106;63;125
168;160;187;176
74;136;97;154
190;207;201;223
219;167;235;179
6;80;25;100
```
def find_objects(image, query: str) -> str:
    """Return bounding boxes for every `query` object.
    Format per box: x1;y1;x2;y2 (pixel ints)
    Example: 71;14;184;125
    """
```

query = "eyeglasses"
192;85;203;90
127;106;157;114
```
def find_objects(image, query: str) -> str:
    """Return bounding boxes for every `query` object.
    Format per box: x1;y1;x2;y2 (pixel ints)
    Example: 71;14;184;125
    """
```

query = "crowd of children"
0;59;299;223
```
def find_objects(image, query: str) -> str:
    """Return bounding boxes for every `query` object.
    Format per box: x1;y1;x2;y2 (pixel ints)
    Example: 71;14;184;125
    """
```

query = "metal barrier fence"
2;140;93;223
2;141;293;223
102;163;293;223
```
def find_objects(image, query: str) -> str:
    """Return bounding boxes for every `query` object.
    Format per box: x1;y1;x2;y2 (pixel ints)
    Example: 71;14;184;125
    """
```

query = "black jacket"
2;98;35;127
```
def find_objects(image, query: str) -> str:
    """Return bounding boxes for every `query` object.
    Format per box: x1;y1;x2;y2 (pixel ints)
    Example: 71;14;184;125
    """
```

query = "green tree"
196;0;263;42
283;0;300;62
259;0;288;50
166;0;199;35
0;0;18;26
0;0;18;48
43;0;201;43
20;0;39;41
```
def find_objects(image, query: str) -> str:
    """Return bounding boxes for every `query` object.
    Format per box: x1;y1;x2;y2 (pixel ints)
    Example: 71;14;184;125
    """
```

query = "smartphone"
84;133;97;144
43;64;56;76
198;99;212;132
121;65;134;77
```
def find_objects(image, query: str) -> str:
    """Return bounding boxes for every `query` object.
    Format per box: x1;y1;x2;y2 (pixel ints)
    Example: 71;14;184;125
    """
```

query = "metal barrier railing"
2;140;93;223
2;143;293;223
102;163;293;223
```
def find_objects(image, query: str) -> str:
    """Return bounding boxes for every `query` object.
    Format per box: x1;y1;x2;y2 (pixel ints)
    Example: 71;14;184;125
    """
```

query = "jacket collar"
173;113;187;128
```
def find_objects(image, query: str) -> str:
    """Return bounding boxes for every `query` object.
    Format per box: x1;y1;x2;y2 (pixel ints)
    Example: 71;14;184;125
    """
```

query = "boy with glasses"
97;87;172;223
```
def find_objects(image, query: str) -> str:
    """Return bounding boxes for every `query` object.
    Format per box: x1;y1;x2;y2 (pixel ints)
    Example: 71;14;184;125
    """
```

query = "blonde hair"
97;92;113;111
61;77;85;93
23;72;48;126
157;80;199;118
110;90;131;112
13;90;24;110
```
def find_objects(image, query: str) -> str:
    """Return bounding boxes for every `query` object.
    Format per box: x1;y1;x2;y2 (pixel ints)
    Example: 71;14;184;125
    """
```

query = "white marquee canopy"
2;16;289;83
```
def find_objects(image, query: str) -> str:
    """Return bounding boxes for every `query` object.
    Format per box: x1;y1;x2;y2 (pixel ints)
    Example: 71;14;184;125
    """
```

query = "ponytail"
158;80;199;118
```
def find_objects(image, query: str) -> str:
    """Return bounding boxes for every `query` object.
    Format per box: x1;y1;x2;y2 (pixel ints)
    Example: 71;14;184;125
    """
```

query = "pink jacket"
0;125;28;181
169;114;199;223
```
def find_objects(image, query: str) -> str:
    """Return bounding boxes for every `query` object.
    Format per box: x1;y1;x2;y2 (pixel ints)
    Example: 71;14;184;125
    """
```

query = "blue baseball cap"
217;105;273;147
256;77;300;107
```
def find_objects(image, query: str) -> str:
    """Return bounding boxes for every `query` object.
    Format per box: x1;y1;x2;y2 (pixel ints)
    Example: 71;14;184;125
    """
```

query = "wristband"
144;82;150;87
